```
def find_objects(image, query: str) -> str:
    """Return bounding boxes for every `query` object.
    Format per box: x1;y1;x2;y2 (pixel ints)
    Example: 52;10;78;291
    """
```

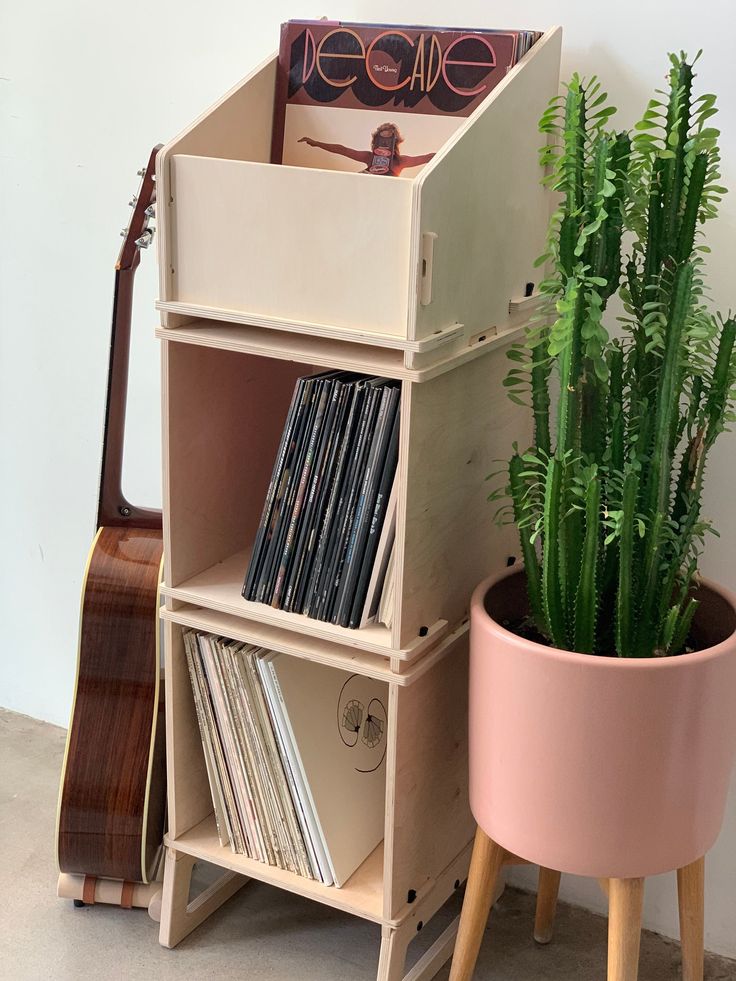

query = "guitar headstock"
116;143;163;272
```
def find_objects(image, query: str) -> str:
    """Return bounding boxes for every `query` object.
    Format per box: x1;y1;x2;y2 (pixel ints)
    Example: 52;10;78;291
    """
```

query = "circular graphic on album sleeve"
337;675;388;772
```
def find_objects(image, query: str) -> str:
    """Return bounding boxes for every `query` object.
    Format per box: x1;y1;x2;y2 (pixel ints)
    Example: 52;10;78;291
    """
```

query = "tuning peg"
135;227;155;249
137;167;146;177
128;195;138;207
144;203;155;219
120;228;128;238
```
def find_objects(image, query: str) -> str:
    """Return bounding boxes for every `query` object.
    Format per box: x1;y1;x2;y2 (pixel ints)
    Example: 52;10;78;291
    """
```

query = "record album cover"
271;21;541;177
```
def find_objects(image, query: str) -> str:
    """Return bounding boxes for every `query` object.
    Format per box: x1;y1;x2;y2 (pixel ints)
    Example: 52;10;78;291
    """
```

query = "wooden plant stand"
153;25;563;981
450;827;706;981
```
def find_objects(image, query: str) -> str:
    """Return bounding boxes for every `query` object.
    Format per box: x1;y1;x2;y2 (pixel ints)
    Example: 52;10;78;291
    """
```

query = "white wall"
2;0;734;958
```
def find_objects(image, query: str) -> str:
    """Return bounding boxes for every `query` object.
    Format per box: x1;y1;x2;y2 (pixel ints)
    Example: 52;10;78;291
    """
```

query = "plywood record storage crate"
156;25;562;981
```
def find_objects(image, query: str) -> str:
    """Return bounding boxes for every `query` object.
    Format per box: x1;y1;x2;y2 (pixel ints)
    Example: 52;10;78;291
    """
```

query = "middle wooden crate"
160;332;527;658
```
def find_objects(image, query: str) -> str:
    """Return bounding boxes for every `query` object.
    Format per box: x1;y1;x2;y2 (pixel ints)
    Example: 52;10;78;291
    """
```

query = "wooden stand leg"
677;857;705;981
448;828;505;981
534;868;562;944
377;924;411;981
607;877;645;981
147;887;163;923
158;847;248;948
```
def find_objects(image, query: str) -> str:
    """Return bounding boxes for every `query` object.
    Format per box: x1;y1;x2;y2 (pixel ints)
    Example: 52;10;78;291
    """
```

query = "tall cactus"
498;56;736;657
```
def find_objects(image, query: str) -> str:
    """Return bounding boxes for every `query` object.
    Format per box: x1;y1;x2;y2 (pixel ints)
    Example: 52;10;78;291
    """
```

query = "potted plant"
451;55;736;981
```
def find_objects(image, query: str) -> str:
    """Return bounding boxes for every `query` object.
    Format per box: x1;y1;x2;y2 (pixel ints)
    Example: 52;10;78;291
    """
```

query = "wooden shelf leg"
677;857;705;981
377;924;411;981
448;827;505;981
402;917;459;981
607;877;645;981
534;867;562;944
158;847;248;948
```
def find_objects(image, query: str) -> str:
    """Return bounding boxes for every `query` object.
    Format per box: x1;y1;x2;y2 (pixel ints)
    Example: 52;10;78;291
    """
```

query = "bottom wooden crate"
160;611;475;978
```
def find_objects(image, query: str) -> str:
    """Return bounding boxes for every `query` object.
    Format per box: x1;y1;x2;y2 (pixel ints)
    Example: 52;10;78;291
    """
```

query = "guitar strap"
82;875;97;905
80;874;136;908
120;880;135;909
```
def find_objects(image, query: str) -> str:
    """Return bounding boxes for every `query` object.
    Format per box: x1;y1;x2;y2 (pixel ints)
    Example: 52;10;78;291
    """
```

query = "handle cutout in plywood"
468;326;498;347
419;232;438;306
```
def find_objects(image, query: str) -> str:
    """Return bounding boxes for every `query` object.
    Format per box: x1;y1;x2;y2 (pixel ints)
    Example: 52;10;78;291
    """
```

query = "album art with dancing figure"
271;21;541;177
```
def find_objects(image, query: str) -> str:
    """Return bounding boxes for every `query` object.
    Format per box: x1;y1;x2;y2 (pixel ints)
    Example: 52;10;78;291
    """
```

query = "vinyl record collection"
184;629;388;887
242;371;400;629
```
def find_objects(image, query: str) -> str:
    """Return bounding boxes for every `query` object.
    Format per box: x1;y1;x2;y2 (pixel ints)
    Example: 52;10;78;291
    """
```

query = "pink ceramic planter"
469;567;736;879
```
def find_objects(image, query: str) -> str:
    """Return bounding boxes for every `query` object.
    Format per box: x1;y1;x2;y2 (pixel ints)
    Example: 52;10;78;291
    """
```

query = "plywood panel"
156;314;415;364
161;604;399;683
398;343;528;645
157;55;277;313
160;550;449;660
156;317;526;383
165;341;305;587
163;55;276;164
384;629;474;919
413;27;562;342
168;155;413;336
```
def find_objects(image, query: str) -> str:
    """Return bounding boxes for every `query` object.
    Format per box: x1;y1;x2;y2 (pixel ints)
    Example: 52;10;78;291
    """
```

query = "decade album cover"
271;21;541;177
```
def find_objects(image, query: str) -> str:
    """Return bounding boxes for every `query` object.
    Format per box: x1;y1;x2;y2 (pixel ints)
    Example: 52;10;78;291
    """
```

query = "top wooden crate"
156;27;562;352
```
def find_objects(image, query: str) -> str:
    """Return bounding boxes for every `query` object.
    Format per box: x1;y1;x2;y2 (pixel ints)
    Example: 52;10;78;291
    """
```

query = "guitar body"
58;527;165;882
57;148;167;892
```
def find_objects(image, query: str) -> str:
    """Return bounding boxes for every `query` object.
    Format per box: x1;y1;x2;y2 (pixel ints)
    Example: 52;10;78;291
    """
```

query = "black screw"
506;555;517;567
418;625;429;637
454;879;461;890
73;899;86;908
525;281;534;297
407;889;417;904
416;921;424;932
120;506;131;517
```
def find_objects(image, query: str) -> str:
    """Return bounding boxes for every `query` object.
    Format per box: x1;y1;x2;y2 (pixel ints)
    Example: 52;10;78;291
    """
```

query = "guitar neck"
97;146;163;531
97;266;162;529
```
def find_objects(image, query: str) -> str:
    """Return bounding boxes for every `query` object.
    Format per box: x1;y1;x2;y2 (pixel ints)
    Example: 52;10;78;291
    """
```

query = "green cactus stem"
574;474;601;652
542;455;567;648
509;453;545;633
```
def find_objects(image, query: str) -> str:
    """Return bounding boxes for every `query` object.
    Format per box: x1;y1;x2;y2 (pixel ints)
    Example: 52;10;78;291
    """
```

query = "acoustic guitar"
56;146;166;899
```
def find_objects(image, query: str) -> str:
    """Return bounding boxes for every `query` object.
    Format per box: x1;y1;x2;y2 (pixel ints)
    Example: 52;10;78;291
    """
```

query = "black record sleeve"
321;382;383;623
335;386;400;627
243;377;308;601
259;376;326;604
348;407;400;628
304;380;368;620
282;375;346;611
291;381;354;615
271;376;337;608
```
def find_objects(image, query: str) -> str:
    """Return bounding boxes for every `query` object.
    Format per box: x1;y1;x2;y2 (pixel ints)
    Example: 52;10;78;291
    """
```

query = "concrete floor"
2;707;735;981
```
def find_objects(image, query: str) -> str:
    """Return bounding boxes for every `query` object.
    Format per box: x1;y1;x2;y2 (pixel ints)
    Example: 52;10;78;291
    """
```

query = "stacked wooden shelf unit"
156;25;562;980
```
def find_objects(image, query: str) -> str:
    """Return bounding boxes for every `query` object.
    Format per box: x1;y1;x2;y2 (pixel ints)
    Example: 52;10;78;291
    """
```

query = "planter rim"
472;565;736;668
